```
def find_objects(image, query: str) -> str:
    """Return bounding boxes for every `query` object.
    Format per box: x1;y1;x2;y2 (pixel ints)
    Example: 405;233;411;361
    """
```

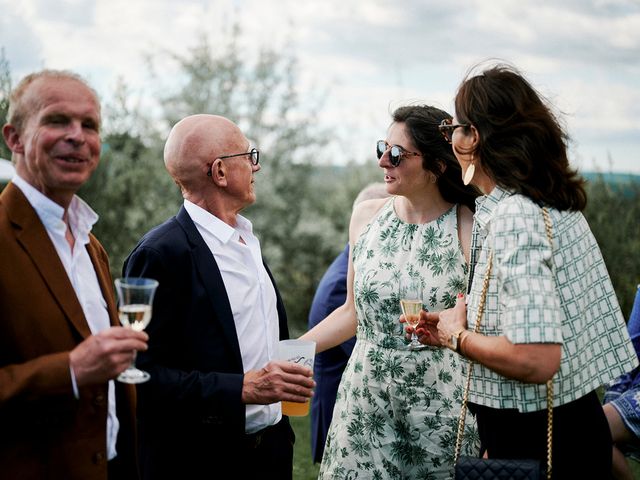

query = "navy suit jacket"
308;243;356;463
124;206;292;478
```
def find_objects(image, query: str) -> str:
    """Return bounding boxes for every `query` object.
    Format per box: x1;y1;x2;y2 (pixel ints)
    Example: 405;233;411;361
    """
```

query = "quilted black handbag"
455;456;542;480
453;208;555;480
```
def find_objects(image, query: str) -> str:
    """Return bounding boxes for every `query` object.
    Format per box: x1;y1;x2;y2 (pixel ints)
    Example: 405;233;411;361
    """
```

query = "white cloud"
0;0;638;172
0;3;45;74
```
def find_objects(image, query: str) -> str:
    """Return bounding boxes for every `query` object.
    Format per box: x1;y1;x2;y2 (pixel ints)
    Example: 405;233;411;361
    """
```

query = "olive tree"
145;29;349;330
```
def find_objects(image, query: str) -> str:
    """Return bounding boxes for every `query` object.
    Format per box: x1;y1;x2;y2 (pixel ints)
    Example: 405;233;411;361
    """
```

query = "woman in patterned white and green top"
301;105;481;479
425;64;638;479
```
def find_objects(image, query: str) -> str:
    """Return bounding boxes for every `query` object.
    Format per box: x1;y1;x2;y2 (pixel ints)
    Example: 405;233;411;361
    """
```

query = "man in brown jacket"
0;70;148;479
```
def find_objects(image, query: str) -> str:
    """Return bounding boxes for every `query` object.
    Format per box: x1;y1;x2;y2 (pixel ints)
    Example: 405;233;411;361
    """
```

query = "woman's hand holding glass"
398;275;428;350
434;294;468;346
404;310;442;347
405;294;469;347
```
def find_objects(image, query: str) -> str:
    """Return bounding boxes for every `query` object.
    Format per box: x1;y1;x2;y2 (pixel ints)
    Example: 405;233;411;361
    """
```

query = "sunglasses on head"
438;119;469;144
376;140;421;167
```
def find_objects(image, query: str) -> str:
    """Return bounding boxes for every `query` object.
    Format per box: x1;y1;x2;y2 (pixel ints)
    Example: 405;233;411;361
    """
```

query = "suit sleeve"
124;244;245;430
0;352;74;405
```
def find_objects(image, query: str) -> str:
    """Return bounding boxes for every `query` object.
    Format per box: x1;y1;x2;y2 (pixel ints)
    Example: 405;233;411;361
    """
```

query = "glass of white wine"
114;277;159;384
399;274;425;351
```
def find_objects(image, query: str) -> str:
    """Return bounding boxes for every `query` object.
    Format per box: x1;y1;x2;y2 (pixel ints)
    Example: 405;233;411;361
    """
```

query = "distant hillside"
309;166;640;185
582;171;640;185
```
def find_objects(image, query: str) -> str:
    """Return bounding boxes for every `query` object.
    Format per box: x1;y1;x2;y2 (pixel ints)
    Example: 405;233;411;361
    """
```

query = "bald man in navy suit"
124;114;314;480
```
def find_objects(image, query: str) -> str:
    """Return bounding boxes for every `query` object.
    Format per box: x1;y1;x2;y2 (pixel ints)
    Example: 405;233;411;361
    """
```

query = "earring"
463;161;475;186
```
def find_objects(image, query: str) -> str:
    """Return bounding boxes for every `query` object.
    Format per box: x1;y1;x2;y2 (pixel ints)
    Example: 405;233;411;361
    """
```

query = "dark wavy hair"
454;63;586;211
392;105;480;211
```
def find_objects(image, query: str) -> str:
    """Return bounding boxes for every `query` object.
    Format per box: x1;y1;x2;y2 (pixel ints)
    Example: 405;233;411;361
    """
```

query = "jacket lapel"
86;238;119;327
4;183;92;339
176;207;244;370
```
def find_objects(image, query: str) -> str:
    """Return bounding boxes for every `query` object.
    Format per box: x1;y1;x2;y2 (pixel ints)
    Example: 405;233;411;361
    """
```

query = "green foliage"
79;79;182;276
291;415;321;479
144;30;389;329
254;160;380;332
145;30;340;327
584;176;640;318
3;33;637;333
0;48;12;160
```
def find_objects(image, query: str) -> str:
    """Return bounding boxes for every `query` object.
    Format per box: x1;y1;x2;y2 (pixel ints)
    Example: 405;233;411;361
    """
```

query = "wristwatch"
449;328;466;352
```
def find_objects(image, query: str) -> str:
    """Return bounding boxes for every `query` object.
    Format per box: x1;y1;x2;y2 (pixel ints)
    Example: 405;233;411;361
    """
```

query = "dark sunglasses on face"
207;148;260;176
376;140;421;167
438;119;469;144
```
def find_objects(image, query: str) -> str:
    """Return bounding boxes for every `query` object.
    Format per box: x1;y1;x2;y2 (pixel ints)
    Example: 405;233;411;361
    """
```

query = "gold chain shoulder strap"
454;207;554;480
542;207;554;480
453;250;493;464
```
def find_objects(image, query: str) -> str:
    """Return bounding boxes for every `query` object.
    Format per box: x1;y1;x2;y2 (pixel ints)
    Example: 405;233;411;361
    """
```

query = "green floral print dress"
319;198;479;480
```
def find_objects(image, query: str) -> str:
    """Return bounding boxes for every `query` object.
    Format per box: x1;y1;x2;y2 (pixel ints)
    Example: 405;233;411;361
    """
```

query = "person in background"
123;114;314;480
302;104;480;478
308;182;389;463
0;70;147;480
422;63;638;479
604;285;640;480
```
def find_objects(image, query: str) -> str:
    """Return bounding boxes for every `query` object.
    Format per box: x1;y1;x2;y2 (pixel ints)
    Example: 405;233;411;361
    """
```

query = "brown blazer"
0;182;137;480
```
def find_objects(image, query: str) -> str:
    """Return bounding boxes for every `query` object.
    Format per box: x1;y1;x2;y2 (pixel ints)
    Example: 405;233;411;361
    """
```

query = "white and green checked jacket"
466;186;638;412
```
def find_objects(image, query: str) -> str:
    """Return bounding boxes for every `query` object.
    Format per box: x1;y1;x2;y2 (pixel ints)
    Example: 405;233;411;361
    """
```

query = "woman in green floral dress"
302;105;480;479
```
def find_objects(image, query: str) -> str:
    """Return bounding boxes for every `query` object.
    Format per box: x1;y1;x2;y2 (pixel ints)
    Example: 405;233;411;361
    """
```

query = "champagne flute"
400;274;425;351
114;277;158;384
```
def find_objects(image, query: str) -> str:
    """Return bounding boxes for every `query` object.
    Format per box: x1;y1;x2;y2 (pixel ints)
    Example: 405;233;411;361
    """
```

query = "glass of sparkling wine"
114;277;159;384
400;275;425;351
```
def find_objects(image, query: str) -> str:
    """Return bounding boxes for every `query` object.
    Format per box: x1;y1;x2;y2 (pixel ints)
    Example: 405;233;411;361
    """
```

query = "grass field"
291;415;321;479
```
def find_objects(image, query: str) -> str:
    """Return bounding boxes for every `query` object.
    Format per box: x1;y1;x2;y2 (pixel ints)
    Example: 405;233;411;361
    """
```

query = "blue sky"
1;0;639;173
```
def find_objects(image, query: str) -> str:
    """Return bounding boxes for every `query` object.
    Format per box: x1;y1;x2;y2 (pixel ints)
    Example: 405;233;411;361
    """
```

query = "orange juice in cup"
281;399;310;417
277;339;316;417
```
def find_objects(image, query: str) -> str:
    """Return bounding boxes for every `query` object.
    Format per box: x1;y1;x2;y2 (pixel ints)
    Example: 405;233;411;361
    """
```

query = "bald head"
164;114;248;193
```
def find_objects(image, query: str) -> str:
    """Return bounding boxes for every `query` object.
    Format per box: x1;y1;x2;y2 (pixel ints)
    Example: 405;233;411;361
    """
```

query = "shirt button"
94;394;106;406
93;452;106;465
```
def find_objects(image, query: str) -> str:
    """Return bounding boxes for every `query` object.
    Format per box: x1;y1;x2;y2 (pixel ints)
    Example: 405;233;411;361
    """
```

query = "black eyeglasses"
376;140;421;167
207;148;260;176
438;119;469;144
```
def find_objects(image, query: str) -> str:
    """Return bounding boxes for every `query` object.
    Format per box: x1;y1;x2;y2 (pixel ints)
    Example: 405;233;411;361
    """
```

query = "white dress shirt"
183;200;281;434
12;174;119;460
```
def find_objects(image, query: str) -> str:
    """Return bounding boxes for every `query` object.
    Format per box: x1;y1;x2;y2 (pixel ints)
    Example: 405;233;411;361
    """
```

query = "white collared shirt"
183;200;281;433
12;174;119;460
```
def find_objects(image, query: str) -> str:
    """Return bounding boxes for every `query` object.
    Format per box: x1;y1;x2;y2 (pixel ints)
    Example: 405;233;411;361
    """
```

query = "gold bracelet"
458;331;470;356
